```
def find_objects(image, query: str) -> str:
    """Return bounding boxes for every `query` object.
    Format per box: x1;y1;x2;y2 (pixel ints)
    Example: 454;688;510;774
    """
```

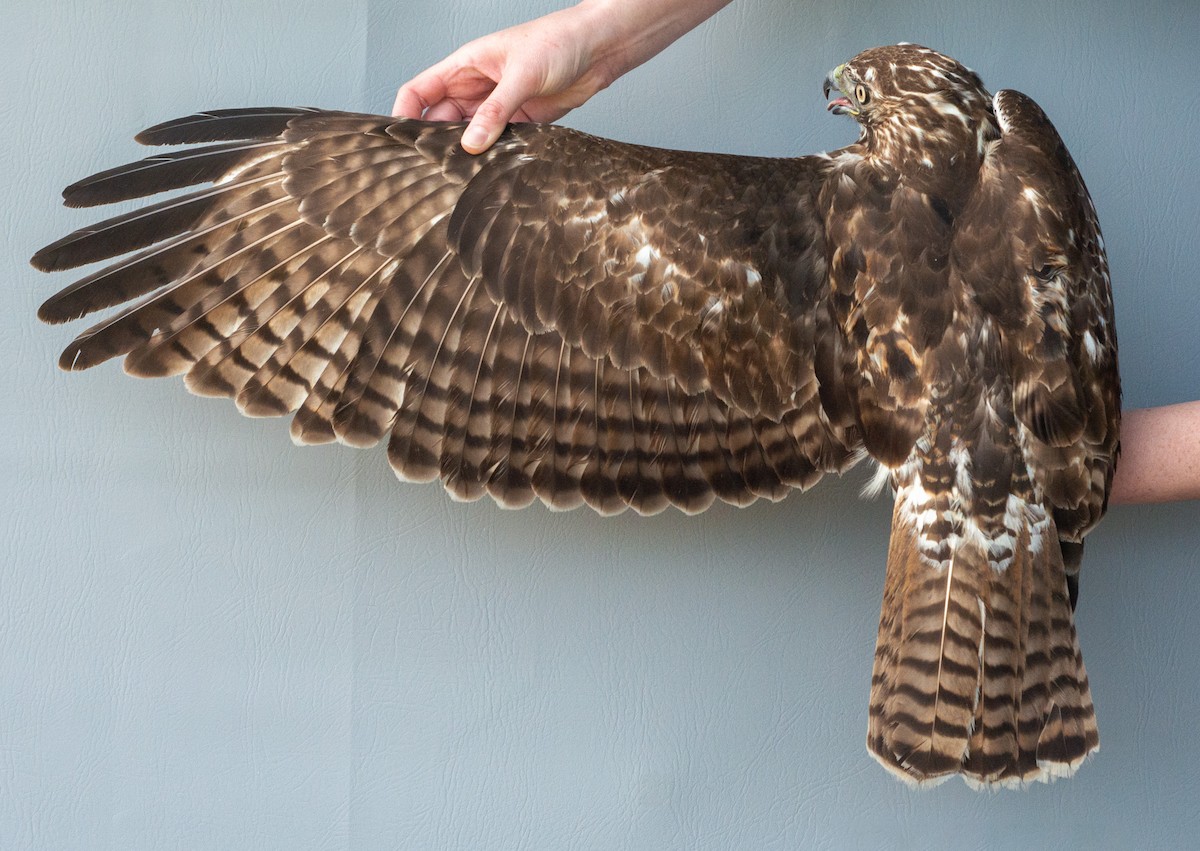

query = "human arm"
392;0;733;153
1109;401;1200;504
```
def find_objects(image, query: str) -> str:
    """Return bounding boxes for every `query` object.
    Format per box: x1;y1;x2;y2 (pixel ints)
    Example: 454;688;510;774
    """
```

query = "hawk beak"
824;64;857;116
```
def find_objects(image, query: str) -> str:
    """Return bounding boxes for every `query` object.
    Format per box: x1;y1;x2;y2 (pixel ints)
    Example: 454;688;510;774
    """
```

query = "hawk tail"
867;481;1098;787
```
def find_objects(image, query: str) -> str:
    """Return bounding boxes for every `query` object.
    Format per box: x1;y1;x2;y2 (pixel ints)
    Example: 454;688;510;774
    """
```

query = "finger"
424;101;468;122
392;86;428;118
460;71;536;153
391;66;450;117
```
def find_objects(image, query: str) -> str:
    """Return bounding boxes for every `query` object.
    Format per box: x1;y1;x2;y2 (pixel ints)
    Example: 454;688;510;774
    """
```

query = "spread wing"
33;108;862;515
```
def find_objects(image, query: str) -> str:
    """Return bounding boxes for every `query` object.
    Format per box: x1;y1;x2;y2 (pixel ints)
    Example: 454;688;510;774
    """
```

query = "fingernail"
462;126;488;153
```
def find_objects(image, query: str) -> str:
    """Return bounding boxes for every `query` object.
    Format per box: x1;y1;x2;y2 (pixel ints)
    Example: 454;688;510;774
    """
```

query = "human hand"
392;4;616;154
393;0;733;154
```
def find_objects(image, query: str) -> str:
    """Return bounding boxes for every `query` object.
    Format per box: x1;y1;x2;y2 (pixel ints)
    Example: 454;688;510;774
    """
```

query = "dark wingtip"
29;231;87;274
36;291;77;325
134;107;319;145
60;175;121;209
60;176;104;208
30;242;65;274
35;297;59;324
56;342;89;371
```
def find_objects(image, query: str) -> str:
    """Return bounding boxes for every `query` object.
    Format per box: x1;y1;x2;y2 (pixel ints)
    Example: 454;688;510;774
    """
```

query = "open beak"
824;64;856;115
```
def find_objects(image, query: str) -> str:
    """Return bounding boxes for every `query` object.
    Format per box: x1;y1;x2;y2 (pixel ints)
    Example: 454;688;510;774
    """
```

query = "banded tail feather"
868;463;1098;786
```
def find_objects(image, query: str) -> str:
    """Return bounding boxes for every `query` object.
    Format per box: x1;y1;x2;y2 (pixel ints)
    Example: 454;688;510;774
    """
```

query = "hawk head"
823;44;995;167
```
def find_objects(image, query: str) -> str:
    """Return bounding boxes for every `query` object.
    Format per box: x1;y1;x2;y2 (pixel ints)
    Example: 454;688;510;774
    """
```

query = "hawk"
32;44;1119;787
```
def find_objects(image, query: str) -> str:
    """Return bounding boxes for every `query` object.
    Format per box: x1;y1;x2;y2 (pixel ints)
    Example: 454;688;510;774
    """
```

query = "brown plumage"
32;44;1119;787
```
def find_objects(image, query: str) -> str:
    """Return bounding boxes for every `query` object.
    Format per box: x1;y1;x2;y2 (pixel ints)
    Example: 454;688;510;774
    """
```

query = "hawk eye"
855;84;871;104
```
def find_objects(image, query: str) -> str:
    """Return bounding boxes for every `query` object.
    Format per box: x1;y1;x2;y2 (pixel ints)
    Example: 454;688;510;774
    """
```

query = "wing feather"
135;106;324;145
966;90;1121;541
58;139;286;208
34;107;861;514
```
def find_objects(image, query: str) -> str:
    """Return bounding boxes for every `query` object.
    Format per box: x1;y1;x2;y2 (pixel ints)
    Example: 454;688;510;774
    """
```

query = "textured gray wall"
4;0;1199;848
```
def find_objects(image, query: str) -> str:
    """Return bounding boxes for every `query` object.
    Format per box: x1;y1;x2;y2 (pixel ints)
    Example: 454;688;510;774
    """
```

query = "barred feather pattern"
33;109;861;516
866;363;1099;786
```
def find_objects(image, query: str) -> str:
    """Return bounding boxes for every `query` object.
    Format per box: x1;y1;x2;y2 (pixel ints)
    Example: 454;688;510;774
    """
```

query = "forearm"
1109;401;1200;504
576;0;734;83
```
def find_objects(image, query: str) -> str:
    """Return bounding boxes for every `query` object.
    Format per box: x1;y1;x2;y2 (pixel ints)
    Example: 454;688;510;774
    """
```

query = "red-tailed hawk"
32;44;1119;787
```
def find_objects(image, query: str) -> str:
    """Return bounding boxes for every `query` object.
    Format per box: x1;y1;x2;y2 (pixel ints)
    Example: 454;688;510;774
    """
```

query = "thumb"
461;72;536;153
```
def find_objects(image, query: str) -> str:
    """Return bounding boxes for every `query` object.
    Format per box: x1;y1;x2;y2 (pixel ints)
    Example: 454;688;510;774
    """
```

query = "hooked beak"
824;64;857;116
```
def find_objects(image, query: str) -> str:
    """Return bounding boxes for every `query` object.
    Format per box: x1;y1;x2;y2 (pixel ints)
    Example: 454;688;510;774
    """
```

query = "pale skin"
393;0;1199;505
1109;403;1200;504
392;0;734;153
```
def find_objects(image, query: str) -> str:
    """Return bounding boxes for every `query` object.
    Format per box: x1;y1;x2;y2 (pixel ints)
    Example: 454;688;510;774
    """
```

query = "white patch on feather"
866;748;953;788
633;244;658;269
931;97;971;125
896;475;934;529
950;439;972;499
221;147;291;183
899;477;953;570
627;243;660;288
862;462;894;498
700;296;725;328
1002;493;1048;563
959;516;993;553
960;745;1096;790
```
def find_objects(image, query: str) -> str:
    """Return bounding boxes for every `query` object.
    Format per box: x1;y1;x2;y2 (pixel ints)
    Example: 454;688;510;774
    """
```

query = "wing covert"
955;90;1120;540
445;130;836;419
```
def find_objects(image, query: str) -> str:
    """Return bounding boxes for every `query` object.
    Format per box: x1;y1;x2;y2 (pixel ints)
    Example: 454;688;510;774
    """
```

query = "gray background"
3;0;1198;848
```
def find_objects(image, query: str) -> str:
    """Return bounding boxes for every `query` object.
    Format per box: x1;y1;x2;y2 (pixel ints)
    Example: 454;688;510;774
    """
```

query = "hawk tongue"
828;97;853;115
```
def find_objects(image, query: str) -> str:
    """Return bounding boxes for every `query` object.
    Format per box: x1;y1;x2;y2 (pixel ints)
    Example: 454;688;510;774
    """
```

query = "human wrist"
574;0;730;83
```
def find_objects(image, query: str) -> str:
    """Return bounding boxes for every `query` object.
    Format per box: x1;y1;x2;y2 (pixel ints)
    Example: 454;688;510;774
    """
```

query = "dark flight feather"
135;106;322;145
